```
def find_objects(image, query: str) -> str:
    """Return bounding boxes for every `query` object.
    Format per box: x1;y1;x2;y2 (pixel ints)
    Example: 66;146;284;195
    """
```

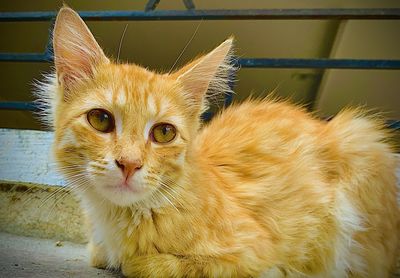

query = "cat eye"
87;109;115;133
150;123;176;144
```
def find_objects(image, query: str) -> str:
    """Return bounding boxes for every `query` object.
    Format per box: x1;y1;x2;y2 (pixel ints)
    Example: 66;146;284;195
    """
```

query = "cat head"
36;7;234;207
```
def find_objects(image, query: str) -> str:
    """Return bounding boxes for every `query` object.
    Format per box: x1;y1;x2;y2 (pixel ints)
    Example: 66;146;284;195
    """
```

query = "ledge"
0;181;85;243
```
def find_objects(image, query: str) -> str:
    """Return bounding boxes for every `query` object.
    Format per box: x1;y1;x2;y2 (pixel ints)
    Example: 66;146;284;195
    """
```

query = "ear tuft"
176;37;236;114
53;7;109;93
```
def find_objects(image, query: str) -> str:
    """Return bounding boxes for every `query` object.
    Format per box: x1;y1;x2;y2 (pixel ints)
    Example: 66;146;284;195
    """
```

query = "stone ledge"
0;181;85;244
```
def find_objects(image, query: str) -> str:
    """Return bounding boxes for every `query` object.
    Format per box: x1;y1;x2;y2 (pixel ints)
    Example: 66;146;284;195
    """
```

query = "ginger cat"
37;7;399;277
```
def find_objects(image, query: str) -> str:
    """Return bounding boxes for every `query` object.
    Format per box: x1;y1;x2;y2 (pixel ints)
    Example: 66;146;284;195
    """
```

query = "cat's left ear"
175;38;234;113
53;7;109;93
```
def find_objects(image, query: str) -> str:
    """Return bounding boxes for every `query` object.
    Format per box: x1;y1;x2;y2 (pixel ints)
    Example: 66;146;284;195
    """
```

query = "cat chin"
95;186;151;207
95;177;163;207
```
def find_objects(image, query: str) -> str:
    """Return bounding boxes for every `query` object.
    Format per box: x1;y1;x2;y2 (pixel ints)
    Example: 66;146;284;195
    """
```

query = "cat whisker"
42;175;89;209
17;185;40;204
158;190;179;213
168;20;203;74
37;186;67;209
44;181;91;221
117;23;129;63
158;181;186;210
20;180;74;210
38;182;77;209
37;175;87;210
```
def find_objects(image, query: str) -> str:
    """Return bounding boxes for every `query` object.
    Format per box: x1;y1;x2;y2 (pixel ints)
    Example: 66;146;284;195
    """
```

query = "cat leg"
88;240;108;269
121;254;252;278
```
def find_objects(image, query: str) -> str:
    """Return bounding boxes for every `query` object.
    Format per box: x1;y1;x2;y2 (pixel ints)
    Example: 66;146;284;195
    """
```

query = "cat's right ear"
174;38;234;114
53;7;109;93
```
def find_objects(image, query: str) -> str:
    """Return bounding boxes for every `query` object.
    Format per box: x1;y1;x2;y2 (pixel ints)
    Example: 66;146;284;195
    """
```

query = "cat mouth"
106;182;143;193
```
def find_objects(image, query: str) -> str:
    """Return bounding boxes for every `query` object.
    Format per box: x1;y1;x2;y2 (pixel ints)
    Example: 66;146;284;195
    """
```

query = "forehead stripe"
117;89;127;106
147;94;157;116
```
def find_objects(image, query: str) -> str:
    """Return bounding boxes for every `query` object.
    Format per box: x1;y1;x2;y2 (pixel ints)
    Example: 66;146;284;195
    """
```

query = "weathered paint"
0;128;65;186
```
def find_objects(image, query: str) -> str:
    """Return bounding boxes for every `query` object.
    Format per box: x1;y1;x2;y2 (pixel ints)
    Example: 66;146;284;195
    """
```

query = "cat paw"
88;241;108;269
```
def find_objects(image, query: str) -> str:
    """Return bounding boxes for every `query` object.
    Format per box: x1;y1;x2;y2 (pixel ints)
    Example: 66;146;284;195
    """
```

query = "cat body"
82;100;398;277
39;7;399;277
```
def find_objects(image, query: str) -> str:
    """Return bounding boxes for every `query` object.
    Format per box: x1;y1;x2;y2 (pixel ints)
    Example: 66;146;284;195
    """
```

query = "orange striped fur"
37;7;399;277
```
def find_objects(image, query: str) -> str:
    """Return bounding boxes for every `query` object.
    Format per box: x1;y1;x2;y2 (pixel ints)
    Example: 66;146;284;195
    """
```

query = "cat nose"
115;158;143;179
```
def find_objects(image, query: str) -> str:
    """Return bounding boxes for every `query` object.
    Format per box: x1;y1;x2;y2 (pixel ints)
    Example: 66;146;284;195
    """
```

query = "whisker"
37;172;87;209
20;184;66;209
158;190;179;212
17;185;39;203
161;183;185;208
168;20;203;73
44;182;90;220
42;175;89;208
159;186;186;211
117;23;129;62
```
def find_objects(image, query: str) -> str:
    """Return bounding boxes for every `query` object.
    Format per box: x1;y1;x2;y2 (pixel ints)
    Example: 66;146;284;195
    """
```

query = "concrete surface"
0;232;120;278
0;232;399;278
0;182;86;244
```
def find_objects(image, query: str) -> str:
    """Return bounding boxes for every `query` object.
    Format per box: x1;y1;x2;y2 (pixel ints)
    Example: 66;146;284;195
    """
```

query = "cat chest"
99;210;170;264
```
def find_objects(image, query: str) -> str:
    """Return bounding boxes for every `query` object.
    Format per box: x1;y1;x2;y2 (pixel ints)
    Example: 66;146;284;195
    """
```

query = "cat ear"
176;38;234;112
53;7;109;92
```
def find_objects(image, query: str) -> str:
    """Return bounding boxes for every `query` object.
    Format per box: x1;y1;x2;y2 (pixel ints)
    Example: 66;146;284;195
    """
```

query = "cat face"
42;7;233;206
53;64;193;206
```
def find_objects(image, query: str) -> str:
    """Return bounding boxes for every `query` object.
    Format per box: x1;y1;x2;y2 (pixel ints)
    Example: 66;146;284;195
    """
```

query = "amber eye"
87;109;114;133
150;123;176;144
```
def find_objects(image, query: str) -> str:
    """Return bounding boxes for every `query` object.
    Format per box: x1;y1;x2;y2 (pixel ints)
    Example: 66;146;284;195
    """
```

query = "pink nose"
115;158;143;180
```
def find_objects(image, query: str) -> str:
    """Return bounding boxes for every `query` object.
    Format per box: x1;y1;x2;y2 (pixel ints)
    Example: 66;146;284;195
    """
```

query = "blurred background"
0;0;399;130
